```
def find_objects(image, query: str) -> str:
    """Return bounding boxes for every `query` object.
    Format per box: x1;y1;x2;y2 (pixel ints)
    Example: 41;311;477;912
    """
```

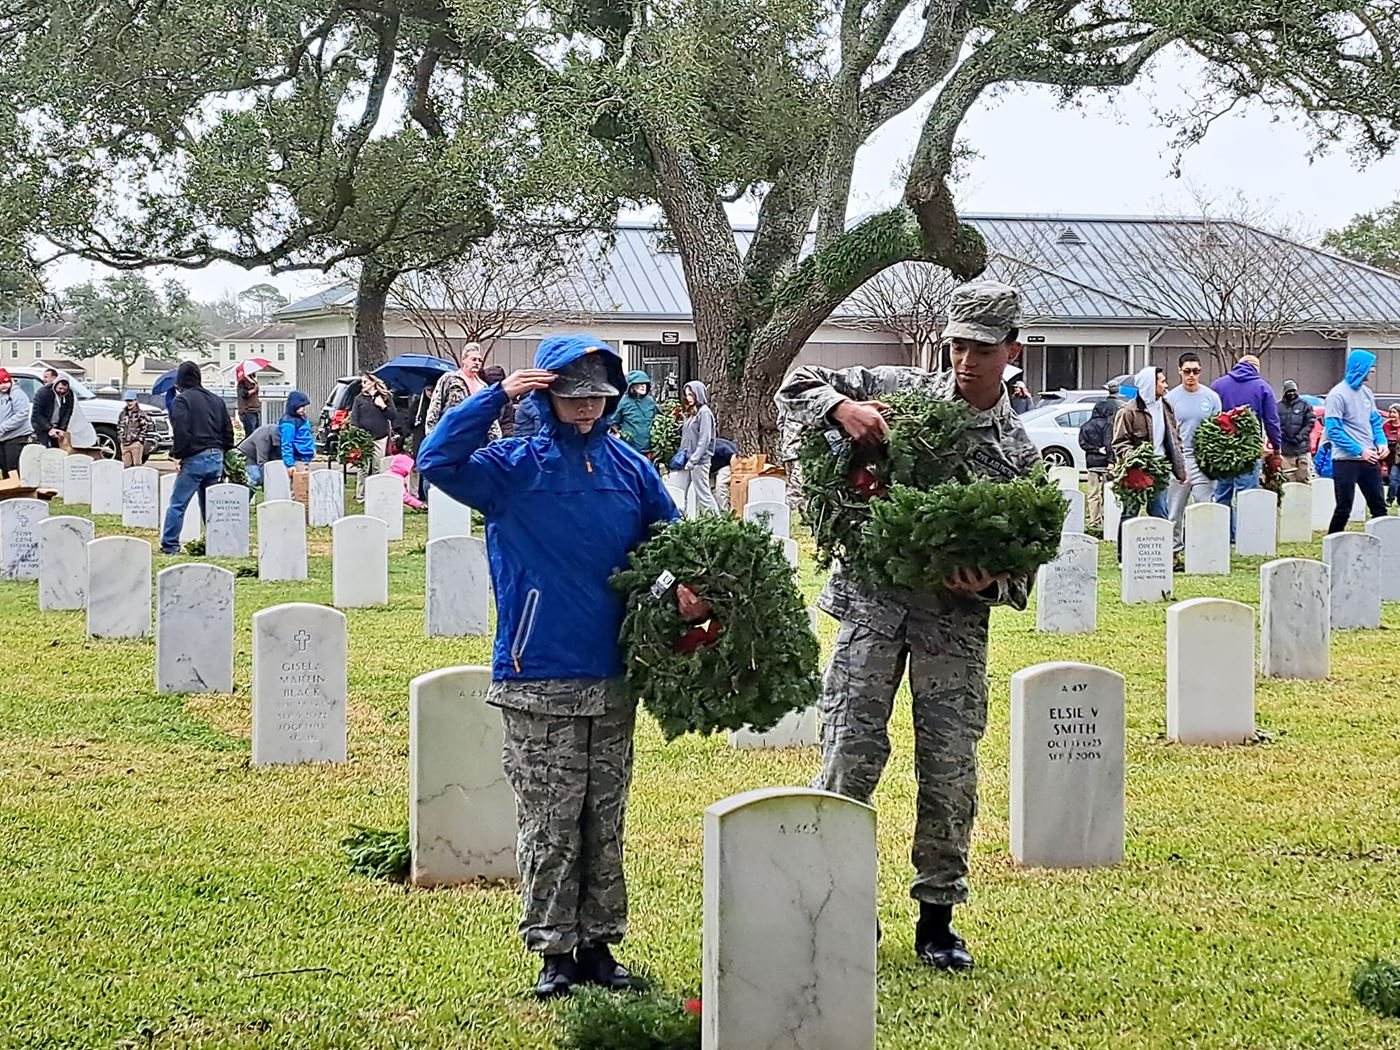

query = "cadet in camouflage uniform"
774;280;1040;972
418;334;680;998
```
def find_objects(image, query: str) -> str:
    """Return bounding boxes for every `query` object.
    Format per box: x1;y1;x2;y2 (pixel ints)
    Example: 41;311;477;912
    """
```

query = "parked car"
8;367;171;460
1020;401;1097;469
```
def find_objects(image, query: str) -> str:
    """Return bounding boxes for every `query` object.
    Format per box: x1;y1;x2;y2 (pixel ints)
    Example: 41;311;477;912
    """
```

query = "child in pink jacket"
388;454;425;510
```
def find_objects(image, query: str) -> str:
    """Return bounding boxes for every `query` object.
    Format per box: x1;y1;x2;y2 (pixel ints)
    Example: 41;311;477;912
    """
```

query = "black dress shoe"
575;943;639;990
534;953;579;998
914;903;974;972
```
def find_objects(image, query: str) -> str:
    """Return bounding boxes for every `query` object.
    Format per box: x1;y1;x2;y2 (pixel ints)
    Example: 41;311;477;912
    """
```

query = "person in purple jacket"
1210;354;1283;540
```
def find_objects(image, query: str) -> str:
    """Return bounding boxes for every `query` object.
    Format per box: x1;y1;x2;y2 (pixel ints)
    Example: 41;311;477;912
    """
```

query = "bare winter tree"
1117;194;1327;374
394;239;602;363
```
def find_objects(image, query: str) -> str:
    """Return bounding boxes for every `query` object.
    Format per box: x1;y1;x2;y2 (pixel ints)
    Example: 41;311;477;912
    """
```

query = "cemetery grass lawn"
2;500;1399;1049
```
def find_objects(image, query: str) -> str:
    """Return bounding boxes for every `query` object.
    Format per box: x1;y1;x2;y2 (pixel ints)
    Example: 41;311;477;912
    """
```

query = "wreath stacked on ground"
612;514;819;739
650;400;682;468
796;389;1067;589
336;424;377;469
1194;406;1264;480
1111;443;1172;506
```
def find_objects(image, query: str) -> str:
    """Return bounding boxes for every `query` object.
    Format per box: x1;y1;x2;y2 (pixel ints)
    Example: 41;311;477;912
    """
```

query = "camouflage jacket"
774;363;1042;629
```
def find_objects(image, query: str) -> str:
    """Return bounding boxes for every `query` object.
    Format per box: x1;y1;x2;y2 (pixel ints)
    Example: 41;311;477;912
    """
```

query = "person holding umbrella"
236;364;264;436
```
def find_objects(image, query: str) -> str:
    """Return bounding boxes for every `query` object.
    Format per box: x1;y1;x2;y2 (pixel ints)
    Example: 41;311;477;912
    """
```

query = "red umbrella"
232;358;274;382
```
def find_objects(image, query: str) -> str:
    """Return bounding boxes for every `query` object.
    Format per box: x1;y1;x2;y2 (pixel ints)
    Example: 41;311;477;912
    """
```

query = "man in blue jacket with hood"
418;334;680;999
1325;348;1390;532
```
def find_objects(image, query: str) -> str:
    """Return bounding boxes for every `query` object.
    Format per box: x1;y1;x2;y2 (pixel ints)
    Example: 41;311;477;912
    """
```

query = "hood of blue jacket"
284;390;309;417
684;380;710;407
1345;348;1376;390
530;334;626;429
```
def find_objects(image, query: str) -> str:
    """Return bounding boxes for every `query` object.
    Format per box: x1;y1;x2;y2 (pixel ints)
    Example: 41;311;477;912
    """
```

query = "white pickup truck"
9;367;172;460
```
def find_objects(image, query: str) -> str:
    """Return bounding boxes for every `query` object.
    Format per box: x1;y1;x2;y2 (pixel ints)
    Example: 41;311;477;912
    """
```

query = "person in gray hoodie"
1325;348;1389;532
0;369;33;478
236;422;282;488
677;380;719;515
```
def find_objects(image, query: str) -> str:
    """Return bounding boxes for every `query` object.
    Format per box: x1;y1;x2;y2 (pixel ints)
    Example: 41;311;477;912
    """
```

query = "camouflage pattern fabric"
943;279;1022;345
775;360;1040;905
494;679;635;954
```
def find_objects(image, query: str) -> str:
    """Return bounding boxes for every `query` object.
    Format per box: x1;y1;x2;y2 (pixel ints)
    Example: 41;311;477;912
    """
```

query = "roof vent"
1056;226;1086;246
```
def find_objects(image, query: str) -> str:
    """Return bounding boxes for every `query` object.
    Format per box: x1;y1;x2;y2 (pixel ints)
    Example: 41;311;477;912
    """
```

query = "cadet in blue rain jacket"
418;334;681;1000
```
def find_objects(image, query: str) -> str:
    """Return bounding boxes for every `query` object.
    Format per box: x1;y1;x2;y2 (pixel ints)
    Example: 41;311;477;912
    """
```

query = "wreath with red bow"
1111;443;1172;504
1194;406;1265;480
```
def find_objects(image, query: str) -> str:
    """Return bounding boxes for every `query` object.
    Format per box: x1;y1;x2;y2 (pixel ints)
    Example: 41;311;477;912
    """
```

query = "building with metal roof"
278;215;1400;411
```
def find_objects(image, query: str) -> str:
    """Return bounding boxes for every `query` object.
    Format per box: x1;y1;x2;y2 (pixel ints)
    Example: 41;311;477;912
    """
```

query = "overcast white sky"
43;49;1400;305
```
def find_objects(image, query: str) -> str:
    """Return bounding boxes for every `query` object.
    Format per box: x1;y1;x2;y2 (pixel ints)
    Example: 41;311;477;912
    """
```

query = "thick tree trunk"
354;260;399;371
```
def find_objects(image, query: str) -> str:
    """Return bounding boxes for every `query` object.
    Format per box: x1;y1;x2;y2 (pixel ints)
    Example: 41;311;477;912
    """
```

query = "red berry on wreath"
1124;467;1154;491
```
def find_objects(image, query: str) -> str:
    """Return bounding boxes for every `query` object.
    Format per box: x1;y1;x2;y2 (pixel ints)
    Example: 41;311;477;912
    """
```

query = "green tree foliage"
1325;202;1400;273
61;275;206;386
238;283;289;323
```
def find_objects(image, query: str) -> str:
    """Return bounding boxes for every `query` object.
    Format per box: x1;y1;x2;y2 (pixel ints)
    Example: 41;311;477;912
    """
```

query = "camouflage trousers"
499;699;637;954
813;609;989;905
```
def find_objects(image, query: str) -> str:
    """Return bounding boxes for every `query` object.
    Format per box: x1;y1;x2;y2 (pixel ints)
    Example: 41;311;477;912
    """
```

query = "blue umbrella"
151;368;181;413
374;354;454;394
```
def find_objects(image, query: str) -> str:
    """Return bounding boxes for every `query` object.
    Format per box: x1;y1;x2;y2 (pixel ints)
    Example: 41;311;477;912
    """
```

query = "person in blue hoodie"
418;335;682;999
1325;349;1390;532
279;391;316;468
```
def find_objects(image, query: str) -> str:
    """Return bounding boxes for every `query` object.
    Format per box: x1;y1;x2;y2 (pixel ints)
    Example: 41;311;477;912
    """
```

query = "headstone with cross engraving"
252;603;348;764
1;498;48;581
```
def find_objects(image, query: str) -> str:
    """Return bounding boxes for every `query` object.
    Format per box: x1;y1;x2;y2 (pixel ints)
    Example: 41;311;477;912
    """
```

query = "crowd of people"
1078;349;1396;553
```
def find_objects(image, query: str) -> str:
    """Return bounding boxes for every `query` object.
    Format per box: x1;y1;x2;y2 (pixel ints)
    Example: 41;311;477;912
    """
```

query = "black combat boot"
575;943;639;991
534;952;580;998
914;903;974;972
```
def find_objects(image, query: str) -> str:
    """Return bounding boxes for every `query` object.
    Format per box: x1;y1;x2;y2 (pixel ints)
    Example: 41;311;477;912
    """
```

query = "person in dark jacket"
1278;379;1315;483
513;392;543;439
236;373;262;436
1077;399;1114;531
613;370;659;453
349;372;398;501
418;334;682;999
481;365;513;438
1009;381;1033;414
161;361;235;553
30;376;75;448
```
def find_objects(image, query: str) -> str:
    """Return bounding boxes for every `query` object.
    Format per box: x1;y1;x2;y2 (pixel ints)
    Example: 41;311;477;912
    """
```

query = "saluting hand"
832;399;891;445
502;369;557;400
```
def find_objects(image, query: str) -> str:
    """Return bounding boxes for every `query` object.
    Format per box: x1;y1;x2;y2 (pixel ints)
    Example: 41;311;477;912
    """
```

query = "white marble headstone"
332;515;388;608
425;536;489;636
1104;487;1122;543
1050;465;1081;496
309;469;345;527
1311;478;1335;533
1120;516;1173;604
17;443;42;487
86;536;151;639
703;788;876;1050
0;497;48;581
251;603;348;765
1060;489;1086;535
121;466;159;529
1184;502;1230;575
89;459;123;515
1036;532;1098;634
62;455;92;506
664;477;687;509
1259;558;1330;680
1322;532;1381;631
746;476;787;508
158;471;203;545
1235;489;1278;557
1363;516;1400;601
409;666;519;885
1010;662;1125;867
39;447;66;494
744;500;790;539
204;484;250;559
780;536;799;568
1166;599;1255;745
728;707;818;749
38;515;94;610
156;564;235;694
427;490;473;540
1278;482;1312;543
364;473;404;541
263;460;291;501
257;500;308;581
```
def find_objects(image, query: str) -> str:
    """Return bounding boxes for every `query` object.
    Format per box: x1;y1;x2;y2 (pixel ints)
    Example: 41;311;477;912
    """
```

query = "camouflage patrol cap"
944;280;1021;345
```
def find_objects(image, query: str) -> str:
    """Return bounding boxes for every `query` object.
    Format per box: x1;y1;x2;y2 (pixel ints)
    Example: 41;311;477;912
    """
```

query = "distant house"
5;321;81;373
278;216;1400;411
211;324;297;387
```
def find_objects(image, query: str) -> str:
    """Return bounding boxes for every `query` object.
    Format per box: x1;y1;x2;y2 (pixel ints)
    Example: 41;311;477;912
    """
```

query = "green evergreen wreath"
1111;443;1172;505
650;400;682;468
1351;958;1400;1018
336;424;377;468
223;448;248;486
1193;406;1264;480
612;514;819;739
797;389;1065;586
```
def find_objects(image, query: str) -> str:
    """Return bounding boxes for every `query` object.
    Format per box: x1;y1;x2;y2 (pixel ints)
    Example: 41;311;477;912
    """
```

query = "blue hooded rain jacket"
279;390;316;466
417;334;679;682
1323;348;1388;459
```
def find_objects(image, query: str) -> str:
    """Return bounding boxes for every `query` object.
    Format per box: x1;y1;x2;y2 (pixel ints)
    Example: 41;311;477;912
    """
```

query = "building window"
228;347;236;361
34;341;41;352
277;343;286;361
